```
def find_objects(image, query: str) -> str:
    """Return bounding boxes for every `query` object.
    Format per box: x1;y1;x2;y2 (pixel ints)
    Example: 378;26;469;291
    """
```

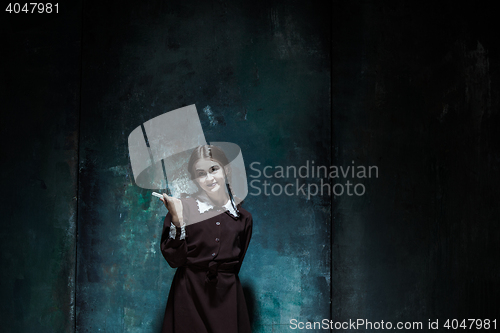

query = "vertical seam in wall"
329;1;335;331
74;0;84;332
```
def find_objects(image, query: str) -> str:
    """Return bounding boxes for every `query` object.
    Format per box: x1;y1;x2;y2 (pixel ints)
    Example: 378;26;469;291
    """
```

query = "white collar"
195;192;239;218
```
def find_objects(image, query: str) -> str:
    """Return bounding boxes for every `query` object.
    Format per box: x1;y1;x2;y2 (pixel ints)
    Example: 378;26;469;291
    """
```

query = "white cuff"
180;224;186;240
169;222;186;240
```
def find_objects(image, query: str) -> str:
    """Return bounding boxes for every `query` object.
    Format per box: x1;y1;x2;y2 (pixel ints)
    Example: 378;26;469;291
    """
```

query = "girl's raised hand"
159;193;184;227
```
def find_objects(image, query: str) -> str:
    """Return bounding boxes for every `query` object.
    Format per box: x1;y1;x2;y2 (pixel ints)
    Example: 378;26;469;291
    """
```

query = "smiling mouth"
207;182;217;187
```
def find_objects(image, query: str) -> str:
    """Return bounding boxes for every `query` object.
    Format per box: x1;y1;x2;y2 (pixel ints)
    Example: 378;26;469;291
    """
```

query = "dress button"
215;221;220;226
215;238;220;242
212;253;216;257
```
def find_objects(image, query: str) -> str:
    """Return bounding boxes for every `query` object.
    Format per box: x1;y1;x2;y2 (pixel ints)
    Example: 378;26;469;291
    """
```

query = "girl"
159;145;253;333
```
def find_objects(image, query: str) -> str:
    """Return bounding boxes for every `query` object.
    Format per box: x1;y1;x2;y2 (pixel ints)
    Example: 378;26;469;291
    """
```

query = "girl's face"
193;158;226;194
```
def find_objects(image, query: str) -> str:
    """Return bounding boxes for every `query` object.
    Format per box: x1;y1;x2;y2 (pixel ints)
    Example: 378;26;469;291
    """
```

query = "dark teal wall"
332;0;500;326
2;1;500;332
0;3;81;332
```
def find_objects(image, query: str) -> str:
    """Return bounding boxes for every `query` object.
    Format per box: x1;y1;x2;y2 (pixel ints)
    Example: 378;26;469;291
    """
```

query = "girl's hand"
160;194;184;227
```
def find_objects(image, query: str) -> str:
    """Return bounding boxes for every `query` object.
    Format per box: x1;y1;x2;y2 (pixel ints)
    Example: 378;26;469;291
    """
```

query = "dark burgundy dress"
160;197;253;333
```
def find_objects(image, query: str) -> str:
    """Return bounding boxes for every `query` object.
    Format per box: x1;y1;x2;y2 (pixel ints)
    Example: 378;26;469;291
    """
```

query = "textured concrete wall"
76;0;330;332
2;1;500;332
0;3;81;332
332;0;500;327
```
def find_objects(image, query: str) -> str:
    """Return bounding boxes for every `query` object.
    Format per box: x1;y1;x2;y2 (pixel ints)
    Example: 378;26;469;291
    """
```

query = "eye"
197;171;206;177
210;165;220;173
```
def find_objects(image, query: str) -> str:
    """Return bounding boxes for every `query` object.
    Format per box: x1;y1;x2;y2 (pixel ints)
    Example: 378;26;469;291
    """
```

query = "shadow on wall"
242;284;256;329
155;305;166;332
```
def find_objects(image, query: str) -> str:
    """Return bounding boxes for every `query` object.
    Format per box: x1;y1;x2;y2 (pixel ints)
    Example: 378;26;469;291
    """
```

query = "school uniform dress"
160;194;253;333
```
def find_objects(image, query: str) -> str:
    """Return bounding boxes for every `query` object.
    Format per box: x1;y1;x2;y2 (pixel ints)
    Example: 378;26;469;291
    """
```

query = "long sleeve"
160;212;188;268
236;214;253;274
